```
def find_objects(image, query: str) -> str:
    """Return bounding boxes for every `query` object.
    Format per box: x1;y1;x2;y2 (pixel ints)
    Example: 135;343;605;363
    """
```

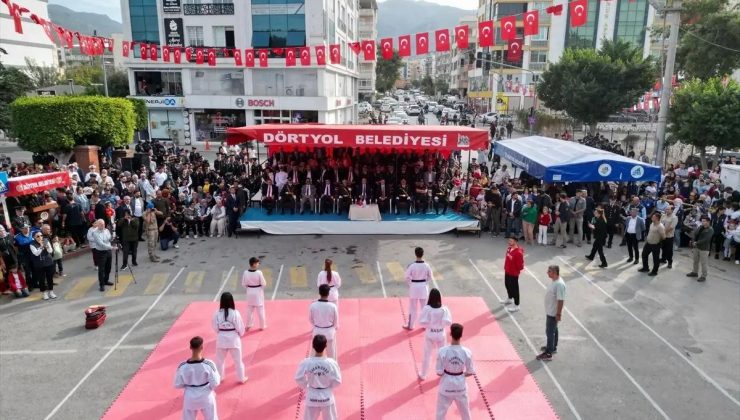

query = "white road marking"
212;266;236;302
0;350;78;355
468;258;583;420
525;267;671;419
376;260;387;298
44;267;186;420
558;256;740;408
106;344;156;350
271;264;284;301
427;263;441;290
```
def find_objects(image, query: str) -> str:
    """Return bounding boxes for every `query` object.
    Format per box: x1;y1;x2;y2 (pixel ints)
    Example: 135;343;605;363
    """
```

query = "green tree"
0;62;33;132
435;77;449;96
668;77;740;169
107;69;131;97
65;64;104;87
411;79;422;89
10;96;136;154
23;58;60;89
673;0;740;80
537;39;656;132
127;98;148;131
376;50;403;93
420;76;435;95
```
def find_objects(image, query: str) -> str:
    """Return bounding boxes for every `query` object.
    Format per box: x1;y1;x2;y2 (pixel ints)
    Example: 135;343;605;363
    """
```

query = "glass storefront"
194;109;246;142
254;109;318;124
148;109;185;141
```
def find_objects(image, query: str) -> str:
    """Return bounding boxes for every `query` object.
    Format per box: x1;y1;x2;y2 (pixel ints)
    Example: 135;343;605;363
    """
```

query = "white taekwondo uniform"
435;344;475;420
405;260;433;328
309;299;339;359
211;308;246;382
294;355;342;420
174;358;222;420
418;305;452;379
241;268;267;329
317;270;342;306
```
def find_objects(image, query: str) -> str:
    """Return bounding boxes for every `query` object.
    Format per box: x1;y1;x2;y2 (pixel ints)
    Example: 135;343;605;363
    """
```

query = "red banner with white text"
6;171;71;197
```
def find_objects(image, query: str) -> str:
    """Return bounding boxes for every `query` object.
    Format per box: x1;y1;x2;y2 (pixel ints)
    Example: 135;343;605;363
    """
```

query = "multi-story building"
358;0;377;101
0;0;57;68
474;0;661;113
121;0;359;144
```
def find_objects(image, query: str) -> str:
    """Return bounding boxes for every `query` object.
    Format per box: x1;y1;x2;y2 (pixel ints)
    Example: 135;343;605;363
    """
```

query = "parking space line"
353;263;377;284
427;263;441;290
105;274;134;298
44;267;186;420
525;267;670;419
290;266;308;288
65;276;97;300
376;261;387;298
469;258;583;420
386;261;406;282
558;257;740;408
144;273;169;295
183;271;205;294
271;264;284;301
212;266;235;302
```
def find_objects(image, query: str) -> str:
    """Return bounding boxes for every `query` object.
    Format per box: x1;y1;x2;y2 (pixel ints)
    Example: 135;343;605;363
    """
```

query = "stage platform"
103;298;558;420
238;208;479;235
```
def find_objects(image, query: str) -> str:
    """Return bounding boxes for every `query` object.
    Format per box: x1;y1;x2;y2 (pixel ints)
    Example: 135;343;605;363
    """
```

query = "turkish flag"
329;44;341;64
300;47;311;65
245;49;255;67
234;49;243;66
64;29;74;49
258;49;268;67
272;48;284;56
4;1;29;34
150;44;158;61
379;38;393;60
174;48;182;64
362;40;375;61
285;49;296;67
122;41;130;57
140;43;148;60
196;48;204;65
435;29;450;52
398;34;411;57
162;45;171;62
416;32;429;55
107;38;114;52
315;46;326;65
478;20;495;47
222;48;231;57
546;4;563;16
570;0;588;27
507;38;523;61
524;10;539;36
500;16;516;40
207;48;216;66
454;25;469;49
185;47;193;62
349;42;361;55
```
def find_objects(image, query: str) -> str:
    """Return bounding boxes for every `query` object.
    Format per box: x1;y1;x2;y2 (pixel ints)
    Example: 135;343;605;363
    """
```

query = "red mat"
103;298;558;420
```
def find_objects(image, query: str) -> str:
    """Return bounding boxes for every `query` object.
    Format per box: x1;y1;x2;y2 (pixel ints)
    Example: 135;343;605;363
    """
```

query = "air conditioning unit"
296;86;305;97
195;71;205;78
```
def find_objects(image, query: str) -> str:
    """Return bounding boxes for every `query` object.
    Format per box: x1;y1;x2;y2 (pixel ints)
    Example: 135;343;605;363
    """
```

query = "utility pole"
650;0;682;167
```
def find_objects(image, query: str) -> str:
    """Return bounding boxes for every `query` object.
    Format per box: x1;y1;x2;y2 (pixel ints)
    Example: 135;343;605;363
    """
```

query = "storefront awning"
5;171;71;197
226;124;490;151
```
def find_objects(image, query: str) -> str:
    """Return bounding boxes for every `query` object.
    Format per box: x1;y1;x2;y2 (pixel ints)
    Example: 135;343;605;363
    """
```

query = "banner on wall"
164;18;184;47
163;0;181;14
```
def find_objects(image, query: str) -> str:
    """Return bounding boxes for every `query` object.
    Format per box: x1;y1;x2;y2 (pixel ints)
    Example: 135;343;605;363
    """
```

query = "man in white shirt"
174;336;221;420
537;265;566;361
309;284;339;359
275;166;289;192
403;247;434;330
295;335;342;420
492;165;510;186
435;323;475;420
154;167;168;188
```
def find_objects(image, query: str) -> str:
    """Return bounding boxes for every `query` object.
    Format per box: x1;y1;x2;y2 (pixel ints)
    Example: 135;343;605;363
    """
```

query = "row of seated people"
259;177;453;216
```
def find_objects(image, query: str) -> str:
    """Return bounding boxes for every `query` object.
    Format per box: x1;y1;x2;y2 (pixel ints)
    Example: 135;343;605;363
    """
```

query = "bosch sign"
247;99;275;107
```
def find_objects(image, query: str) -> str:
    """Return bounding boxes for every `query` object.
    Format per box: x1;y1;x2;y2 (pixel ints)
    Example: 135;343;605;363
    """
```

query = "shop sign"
164;18;184;47
163;0;181;14
139;96;184;108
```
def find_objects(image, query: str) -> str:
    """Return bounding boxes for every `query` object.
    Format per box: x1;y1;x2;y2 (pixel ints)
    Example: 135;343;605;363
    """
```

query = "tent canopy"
493;136;661;183
226;124;489;152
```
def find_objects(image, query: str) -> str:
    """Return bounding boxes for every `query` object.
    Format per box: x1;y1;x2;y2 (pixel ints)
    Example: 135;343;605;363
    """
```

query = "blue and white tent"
493;136;661;183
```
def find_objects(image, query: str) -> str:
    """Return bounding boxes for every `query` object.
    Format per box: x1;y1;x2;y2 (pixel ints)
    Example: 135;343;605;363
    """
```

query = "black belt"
444;370;463;376
314;324;334;328
411;279;426;283
246;285;262;288
186;382;210;387
311;386;327;390
219;328;235;331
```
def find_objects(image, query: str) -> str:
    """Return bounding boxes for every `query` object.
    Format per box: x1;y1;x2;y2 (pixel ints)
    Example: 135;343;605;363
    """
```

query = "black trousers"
70;224;87;246
626;233;639;261
660;238;674;264
504;274;520;306
641;243;661;273
34;264;55;292
434;199;448;214
122;240;138;266
587;238;607;265
607;224;617;247
94;249;112;287
582;218;592;241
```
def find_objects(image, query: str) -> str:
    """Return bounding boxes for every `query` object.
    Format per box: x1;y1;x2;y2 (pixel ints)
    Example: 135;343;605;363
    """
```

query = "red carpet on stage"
103;298;558;419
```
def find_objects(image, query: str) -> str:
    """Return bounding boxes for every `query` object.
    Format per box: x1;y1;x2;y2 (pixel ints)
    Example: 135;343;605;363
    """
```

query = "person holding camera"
87;219;115;292
116;209;140;270
686;216;714;283
30;230;56;300
159;216;180;251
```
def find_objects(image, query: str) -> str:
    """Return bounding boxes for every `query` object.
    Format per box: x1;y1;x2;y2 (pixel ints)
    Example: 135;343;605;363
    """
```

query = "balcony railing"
184;3;234;15
528;62;547;71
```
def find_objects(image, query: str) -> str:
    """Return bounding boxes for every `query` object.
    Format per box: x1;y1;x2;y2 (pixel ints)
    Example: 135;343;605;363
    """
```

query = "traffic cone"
205;140;210;151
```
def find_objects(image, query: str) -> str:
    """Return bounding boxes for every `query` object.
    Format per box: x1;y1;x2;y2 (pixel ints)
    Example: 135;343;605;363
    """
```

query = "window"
134;71;184;95
565;0;600;49
128;0;159;55
190;69;245;95
187;26;204;47
530;51;547;63
497;3;526;17
614;0;649;46
213;26;235;48
251;0;306;49
252;69;318;96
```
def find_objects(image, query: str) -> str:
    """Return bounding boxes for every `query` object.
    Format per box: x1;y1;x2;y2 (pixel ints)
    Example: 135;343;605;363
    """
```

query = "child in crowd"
7;265;30;298
51;235;65;277
538;207;552;246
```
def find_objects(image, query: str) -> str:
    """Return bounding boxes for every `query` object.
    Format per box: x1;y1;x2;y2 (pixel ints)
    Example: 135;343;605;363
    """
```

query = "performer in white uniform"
317;258;342;307
211;292;247;383
418;288;452;380
241;257;267;330
435;323;475;420
309;284;339;359
174;336;222;420
295;335;343;420
403;247;434;330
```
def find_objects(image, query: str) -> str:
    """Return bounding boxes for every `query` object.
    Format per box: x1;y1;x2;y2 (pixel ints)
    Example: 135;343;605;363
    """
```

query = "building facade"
122;0;359;144
358;0;377;101
0;0;57;68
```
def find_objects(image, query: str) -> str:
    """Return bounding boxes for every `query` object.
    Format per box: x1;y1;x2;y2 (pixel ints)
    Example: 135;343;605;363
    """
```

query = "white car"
478;112;498;124
380;103;392;113
386;117;403;125
358;102;372;113
406;105;421;116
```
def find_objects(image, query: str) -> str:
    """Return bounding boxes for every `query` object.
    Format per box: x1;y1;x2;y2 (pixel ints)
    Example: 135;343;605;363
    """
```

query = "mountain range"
377;0;475;40
47;4;122;37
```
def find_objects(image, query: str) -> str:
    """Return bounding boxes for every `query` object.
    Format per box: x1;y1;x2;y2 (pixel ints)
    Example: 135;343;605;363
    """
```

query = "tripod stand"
113;240;137;290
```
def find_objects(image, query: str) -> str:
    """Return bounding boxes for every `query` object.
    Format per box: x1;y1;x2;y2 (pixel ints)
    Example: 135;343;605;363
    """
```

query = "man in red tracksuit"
501;236;525;312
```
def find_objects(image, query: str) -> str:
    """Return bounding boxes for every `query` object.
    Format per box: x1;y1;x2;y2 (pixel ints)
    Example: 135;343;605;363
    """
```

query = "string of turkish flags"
3;0;595;68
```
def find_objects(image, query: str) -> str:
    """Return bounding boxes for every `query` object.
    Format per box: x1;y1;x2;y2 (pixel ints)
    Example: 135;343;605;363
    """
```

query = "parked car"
406;105;421;116
380;103;392;113
478;112;498;124
386;117;403;125
358;102;372;113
